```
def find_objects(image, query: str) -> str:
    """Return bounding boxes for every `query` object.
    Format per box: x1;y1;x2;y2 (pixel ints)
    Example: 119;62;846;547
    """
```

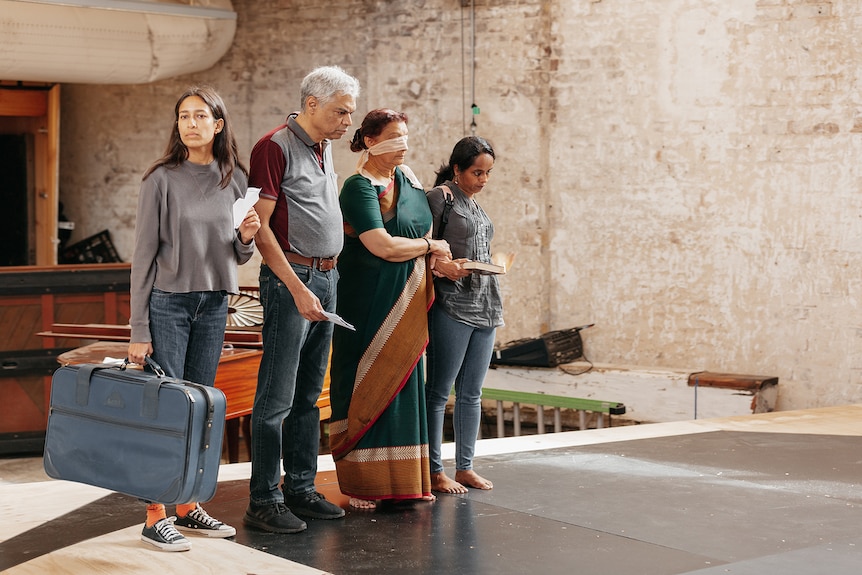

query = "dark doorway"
0;134;29;266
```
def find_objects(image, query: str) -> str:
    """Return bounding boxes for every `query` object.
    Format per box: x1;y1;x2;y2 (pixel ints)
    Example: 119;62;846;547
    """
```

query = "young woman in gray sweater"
128;86;260;552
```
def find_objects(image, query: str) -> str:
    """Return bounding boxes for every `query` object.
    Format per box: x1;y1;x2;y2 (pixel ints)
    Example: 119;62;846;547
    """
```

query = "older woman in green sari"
329;109;451;510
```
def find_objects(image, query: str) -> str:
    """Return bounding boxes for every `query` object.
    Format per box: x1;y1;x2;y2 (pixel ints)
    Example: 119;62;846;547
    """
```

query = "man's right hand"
255;196;329;322
292;284;329;322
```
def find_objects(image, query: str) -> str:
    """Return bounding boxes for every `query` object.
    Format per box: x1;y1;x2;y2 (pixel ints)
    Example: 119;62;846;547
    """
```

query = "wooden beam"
35;84;60;265
0;89;48;117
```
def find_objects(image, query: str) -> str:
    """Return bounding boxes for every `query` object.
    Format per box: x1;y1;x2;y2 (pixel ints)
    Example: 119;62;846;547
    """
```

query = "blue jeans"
425;305;496;474
148;288;227;386
249;263;337;505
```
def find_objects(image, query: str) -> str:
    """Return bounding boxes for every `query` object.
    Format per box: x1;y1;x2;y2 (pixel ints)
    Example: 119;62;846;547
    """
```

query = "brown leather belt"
284;251;337;271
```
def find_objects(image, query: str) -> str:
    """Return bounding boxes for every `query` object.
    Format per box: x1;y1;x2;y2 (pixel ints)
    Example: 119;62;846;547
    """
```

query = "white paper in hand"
323;312;355;331
233;187;261;228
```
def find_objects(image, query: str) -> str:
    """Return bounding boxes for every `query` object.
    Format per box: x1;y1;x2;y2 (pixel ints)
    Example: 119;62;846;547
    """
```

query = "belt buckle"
317;257;335;271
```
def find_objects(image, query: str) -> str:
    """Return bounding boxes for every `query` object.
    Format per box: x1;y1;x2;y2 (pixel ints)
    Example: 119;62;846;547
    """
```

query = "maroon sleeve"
249;127;287;201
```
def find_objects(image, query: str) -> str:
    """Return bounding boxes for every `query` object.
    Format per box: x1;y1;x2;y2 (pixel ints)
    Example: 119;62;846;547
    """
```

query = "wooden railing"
453;387;626;438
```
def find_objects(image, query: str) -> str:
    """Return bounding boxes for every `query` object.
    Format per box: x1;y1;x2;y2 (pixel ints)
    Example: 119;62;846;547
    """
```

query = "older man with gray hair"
245;65;360;533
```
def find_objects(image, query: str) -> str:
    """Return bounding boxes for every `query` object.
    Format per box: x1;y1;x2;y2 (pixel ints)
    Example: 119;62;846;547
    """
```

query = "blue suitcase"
43;358;226;505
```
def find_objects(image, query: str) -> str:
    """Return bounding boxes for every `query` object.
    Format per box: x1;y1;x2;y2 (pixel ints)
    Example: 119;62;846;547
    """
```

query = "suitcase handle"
76;358;167;420
119;356;166;378
142;356;166;378
139;357;166;419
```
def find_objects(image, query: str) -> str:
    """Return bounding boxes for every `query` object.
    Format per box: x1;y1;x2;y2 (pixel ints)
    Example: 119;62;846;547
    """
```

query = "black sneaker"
284;491;345;519
141;518;191;552
243;502;307;533
172;504;236;538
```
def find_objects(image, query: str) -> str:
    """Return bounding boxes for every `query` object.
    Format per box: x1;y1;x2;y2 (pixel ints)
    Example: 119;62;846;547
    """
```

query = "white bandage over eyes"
367;135;408;155
356;135;409;176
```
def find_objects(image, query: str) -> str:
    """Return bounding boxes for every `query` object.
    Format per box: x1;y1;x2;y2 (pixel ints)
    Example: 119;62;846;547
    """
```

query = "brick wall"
56;0;862;410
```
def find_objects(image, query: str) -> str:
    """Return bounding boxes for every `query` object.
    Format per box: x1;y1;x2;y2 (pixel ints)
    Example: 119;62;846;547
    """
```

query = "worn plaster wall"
57;0;862;411
547;0;862;411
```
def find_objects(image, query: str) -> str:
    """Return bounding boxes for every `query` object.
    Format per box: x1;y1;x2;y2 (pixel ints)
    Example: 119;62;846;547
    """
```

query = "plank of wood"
0;89;48;117
39;323;262;347
688;371;778;390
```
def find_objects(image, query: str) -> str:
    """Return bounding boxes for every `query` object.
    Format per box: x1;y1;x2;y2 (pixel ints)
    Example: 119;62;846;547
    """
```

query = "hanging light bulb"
471;103;479;133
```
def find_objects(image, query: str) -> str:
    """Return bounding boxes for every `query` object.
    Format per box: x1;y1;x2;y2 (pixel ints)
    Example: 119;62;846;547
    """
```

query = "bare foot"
431;472;468;494
455;469;493;490
421;493;437;502
349;497;377;510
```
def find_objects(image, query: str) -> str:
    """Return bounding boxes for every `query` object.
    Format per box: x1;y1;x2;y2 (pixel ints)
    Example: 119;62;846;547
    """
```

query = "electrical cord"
559;352;593;376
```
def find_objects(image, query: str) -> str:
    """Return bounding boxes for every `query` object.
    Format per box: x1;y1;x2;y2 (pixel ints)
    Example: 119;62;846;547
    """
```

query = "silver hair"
300;66;360;110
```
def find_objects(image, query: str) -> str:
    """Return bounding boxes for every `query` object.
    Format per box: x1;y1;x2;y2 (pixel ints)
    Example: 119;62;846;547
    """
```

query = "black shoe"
243;502;307;533
172;504;236;538
284;491;346;519
141;518;191;552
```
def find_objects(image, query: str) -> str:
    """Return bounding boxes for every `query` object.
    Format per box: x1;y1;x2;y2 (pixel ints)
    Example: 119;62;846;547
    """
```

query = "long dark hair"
350;108;409;152
143;86;247;188
434;136;496;187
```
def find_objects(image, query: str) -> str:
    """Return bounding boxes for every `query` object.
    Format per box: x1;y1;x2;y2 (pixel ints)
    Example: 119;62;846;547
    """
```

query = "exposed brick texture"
54;0;862;411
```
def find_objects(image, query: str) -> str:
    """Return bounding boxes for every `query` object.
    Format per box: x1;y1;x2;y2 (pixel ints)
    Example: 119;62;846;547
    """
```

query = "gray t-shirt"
130;161;255;342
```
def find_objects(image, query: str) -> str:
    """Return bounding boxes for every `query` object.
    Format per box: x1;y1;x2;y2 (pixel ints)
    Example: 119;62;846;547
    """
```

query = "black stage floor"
4;426;862;574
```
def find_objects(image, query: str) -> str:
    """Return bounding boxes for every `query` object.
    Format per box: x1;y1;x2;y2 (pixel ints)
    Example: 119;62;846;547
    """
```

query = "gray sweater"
130;161;255;343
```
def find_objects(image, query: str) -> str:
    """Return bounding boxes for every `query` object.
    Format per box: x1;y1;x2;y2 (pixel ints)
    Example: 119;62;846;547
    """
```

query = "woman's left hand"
238;207;261;244
127;341;153;365
431;257;470;280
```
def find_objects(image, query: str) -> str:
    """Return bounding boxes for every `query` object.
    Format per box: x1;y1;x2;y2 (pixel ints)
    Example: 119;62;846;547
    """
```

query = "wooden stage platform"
2;405;862;575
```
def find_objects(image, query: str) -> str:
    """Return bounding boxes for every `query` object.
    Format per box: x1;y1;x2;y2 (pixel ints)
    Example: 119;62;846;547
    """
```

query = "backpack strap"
434;184;455;240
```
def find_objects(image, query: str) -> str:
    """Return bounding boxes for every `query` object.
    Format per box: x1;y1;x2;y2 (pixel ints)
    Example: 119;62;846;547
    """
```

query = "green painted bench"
451;386;626;437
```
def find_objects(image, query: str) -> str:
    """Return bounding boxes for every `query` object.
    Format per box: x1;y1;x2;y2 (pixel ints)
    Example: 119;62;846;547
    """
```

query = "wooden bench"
688;372;779;416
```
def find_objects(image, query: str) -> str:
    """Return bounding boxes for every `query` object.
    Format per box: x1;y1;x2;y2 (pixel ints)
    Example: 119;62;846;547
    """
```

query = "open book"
462;260;506;274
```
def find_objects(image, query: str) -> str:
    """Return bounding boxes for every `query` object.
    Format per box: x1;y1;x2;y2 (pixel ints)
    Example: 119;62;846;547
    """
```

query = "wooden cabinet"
0;264;130;452
0;264;131;351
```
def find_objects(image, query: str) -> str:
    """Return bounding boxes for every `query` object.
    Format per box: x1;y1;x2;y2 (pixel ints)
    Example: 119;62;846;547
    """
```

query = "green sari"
329;166;434;501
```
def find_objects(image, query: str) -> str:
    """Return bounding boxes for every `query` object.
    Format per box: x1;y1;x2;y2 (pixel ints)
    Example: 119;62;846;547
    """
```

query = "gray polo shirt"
249;114;343;258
